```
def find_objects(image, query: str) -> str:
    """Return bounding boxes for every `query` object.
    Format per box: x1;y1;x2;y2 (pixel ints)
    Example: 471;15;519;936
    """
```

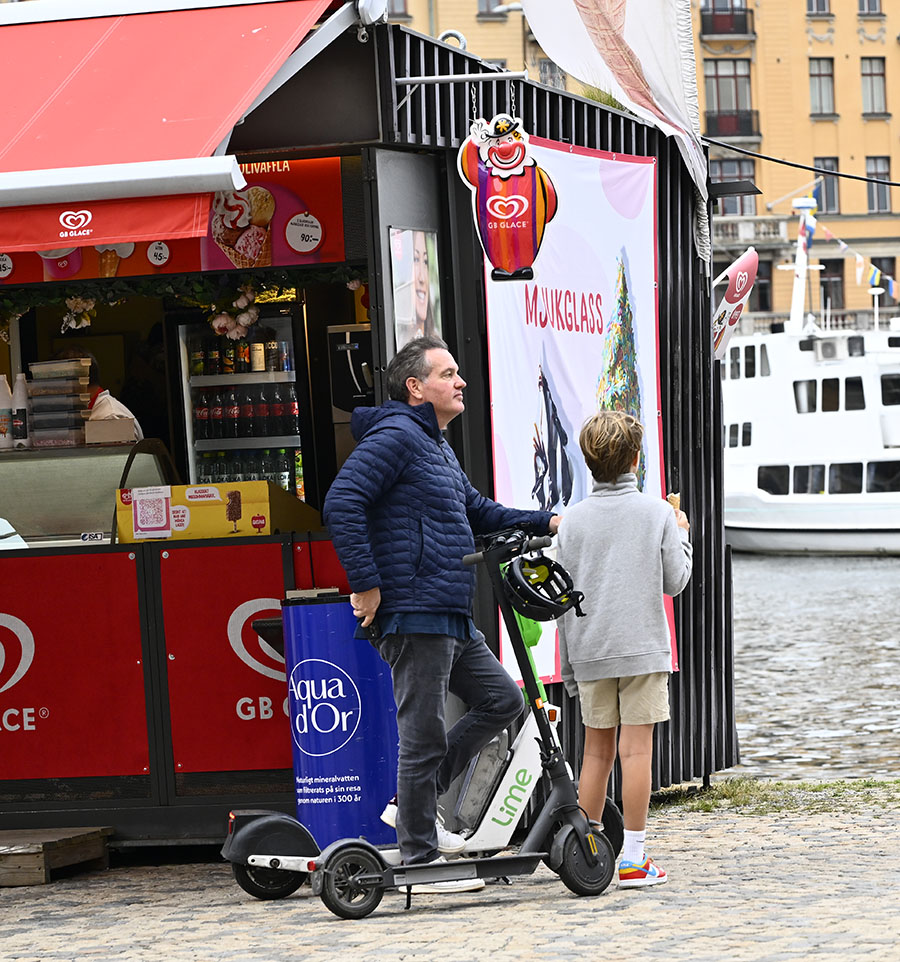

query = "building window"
858;0;882;14
539;59;566;90
702;1;747;9
870;257;896;307
819;259;844;311
794;464;825;494
814;157;840;213
882;373;900;405
758;465;789;496
794;379;817;413
862;58;887;114
867;461;900;493
387;0;407;13
810;59;835;115
709;158;756;215
829;463;863;494
846;377;866;410
478;0;502;11
704;59;752;113
807;0;830;12
749;260;772;312
866;157;891;213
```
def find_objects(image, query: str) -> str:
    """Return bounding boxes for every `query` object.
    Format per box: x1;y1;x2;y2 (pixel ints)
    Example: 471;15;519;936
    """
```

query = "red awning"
0;0;332;253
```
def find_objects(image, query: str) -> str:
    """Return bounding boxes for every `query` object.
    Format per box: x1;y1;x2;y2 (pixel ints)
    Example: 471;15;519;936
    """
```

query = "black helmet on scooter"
503;553;585;621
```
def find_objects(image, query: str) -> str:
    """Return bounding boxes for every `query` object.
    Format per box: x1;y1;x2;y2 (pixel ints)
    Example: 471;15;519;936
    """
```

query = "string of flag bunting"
804;212;897;299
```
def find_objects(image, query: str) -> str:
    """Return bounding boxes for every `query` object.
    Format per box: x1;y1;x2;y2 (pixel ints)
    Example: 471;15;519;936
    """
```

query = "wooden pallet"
0;827;113;886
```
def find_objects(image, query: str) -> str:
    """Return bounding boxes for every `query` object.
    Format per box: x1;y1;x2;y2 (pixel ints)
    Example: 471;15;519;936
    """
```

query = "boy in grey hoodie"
557;410;692;888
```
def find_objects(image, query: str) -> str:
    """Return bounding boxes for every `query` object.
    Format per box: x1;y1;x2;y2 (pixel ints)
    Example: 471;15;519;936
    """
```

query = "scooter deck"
388;853;545;888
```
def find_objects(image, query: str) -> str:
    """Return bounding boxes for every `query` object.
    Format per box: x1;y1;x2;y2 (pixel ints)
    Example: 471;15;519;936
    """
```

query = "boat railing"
743;311;900;334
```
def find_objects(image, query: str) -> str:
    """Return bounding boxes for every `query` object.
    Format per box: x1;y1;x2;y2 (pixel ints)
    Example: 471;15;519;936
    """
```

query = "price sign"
147;241;171;267
0;253;13;279
285;212;324;254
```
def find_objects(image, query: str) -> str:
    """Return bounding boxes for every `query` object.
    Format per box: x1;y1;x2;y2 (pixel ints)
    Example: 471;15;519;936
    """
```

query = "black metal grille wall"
375;25;737;791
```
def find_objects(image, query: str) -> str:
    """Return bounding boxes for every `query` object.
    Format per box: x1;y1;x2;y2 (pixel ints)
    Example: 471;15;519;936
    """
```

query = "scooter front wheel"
232;862;306;900
556;827;615;896
320;845;385;920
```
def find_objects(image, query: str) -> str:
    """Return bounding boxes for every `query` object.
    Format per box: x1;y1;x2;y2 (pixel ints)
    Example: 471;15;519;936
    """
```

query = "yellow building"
387;0;569;90
696;0;900;326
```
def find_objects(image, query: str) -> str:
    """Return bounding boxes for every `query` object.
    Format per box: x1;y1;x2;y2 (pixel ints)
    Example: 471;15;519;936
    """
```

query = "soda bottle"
228;451;244;484
223;340;236;375
193;390;209;440
250;334;266;372
189;337;206;377
254;386;270;437
269;384;285;437
224;387;240;439
12;374;31;449
259;448;276;485
245;452;261;482
235;336;250;374
197;452;212;484
294;448;305;501
209;389;224;439
284;384;300;435
206;338;222;376
276;449;292;492
238;387;255;438
0;374;13;451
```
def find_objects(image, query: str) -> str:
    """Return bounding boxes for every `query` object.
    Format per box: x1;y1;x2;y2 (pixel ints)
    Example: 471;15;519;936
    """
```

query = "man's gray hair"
386;335;448;401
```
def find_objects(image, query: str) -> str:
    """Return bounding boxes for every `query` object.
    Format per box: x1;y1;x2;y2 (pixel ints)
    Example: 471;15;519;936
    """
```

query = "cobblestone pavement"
3;795;900;962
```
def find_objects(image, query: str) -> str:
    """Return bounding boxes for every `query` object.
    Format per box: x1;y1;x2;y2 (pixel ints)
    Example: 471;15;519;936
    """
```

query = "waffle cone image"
97;249;120;277
217;224;272;269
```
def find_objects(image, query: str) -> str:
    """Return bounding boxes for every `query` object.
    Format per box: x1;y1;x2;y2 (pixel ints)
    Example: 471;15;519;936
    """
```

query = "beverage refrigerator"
176;307;311;502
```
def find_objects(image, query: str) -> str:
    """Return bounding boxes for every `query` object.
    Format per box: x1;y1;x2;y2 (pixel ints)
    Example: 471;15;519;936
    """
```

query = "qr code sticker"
136;498;167;529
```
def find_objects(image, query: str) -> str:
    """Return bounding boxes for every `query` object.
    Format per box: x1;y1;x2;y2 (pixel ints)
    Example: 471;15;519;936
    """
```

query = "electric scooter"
302;529;621;919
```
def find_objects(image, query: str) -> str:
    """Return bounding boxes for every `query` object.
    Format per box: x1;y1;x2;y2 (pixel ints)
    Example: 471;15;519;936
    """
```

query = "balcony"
700;9;755;39
705;109;760;139
713;216;788;249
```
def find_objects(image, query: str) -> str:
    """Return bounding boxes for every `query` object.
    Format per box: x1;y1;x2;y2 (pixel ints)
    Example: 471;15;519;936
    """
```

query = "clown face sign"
457;114;558;281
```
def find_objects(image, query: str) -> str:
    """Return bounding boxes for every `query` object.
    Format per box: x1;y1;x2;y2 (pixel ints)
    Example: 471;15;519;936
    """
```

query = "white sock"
623;829;646;864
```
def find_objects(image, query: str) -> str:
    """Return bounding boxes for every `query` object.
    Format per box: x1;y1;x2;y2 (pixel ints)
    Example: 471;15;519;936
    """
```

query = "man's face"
407;348;466;429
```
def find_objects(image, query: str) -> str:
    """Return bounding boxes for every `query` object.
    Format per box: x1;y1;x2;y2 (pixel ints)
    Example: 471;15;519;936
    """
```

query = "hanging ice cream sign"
457;114;558;281
712;246;758;360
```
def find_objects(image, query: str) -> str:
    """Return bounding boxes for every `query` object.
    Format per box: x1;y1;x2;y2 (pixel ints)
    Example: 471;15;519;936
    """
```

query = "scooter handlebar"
462;532;554;566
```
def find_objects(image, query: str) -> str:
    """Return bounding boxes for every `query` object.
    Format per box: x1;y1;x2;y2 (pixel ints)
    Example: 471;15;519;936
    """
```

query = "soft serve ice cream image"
211;187;276;268
94;243;135;277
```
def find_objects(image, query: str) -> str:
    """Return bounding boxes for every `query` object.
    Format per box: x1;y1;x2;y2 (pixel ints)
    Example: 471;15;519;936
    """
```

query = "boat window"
793;379;817;413
799;338;815;352
849;336;865;356
845;377;865;410
828;462;863;494
760;344;771;376
758;465;789;495
730;346;740;379
728;423;739;447
867;461;900;493
741;422;752;446
888;337;900;349
744;345;756;378
822;378;839;412
793;464;825;494
881;374;900;406
720;360;725;381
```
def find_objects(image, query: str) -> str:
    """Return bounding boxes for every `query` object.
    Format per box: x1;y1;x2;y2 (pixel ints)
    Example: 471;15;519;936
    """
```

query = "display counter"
0;444;169;548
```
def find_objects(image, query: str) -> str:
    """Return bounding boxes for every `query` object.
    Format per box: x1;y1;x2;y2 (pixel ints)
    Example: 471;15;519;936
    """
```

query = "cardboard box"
86;419;135;444
116;481;322;542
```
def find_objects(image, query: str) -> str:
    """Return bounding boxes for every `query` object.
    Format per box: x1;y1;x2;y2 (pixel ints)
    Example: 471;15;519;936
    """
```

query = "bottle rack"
195;436;301;451
190;372;296;388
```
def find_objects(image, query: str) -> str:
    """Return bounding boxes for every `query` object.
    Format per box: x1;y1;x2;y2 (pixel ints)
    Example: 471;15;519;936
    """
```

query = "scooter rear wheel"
320;845;385;920
556;827;615;896
231;862;306;900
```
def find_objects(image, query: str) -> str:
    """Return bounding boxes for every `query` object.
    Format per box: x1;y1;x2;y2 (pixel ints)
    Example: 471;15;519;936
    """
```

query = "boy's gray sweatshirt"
556;474;693;696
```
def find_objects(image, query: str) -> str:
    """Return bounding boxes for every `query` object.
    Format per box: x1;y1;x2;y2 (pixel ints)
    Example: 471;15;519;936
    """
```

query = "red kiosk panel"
0;552;148;779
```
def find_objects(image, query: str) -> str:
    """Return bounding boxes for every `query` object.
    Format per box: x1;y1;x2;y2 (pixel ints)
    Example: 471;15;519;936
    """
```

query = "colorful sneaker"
618;856;668;889
408;856;486;895
380;797;467;855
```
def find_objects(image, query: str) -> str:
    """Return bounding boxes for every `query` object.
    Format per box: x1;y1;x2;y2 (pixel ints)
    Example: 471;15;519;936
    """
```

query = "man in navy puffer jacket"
323;336;559;888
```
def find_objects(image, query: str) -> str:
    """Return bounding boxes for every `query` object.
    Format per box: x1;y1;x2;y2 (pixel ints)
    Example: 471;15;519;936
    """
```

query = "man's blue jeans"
373;631;524;865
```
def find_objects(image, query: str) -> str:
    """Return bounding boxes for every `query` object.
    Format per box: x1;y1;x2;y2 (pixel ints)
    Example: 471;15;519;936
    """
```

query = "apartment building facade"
697;0;900;326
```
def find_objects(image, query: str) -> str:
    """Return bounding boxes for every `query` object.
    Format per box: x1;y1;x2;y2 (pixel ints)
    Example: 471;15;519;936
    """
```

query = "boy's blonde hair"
579;410;644;483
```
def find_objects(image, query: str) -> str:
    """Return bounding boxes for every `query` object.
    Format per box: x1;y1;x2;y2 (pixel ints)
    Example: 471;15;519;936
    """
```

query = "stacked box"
28;358;92;447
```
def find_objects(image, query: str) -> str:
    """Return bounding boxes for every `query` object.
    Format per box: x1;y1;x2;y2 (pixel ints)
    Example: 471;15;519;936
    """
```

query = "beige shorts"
577;672;671;729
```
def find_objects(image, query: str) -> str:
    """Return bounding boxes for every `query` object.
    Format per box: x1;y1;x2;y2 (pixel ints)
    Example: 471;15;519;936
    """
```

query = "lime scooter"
305;529;622;920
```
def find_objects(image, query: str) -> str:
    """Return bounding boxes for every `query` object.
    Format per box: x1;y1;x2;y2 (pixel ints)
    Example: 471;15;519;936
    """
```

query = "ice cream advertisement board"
0;158;345;285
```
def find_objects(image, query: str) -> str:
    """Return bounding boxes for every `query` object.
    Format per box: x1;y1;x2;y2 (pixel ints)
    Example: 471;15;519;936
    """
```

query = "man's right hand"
350;586;381;627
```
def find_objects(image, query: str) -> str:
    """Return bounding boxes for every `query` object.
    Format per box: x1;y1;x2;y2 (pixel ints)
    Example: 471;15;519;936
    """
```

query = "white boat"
722;201;900;555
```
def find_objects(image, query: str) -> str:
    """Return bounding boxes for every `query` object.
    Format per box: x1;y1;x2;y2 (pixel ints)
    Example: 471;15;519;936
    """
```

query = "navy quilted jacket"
322;400;553;617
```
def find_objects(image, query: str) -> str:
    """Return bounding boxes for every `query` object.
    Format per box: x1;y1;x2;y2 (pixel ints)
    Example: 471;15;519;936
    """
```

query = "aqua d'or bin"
281;597;398;847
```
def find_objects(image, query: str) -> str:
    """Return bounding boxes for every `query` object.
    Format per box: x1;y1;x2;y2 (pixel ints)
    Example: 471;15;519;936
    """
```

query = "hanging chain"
471;81;478;122
509;80;516;119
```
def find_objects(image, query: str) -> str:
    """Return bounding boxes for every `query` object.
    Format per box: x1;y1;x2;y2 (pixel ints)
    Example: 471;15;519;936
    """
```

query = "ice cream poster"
457;114;558;282
483;139;662;682
0;158;345;285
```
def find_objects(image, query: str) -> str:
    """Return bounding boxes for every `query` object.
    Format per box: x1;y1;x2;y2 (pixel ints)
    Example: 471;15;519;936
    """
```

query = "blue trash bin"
282;596;398;847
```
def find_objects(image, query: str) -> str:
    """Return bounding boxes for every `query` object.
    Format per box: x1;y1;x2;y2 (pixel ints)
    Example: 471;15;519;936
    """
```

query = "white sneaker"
380;797;467;855
408;856;486;894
